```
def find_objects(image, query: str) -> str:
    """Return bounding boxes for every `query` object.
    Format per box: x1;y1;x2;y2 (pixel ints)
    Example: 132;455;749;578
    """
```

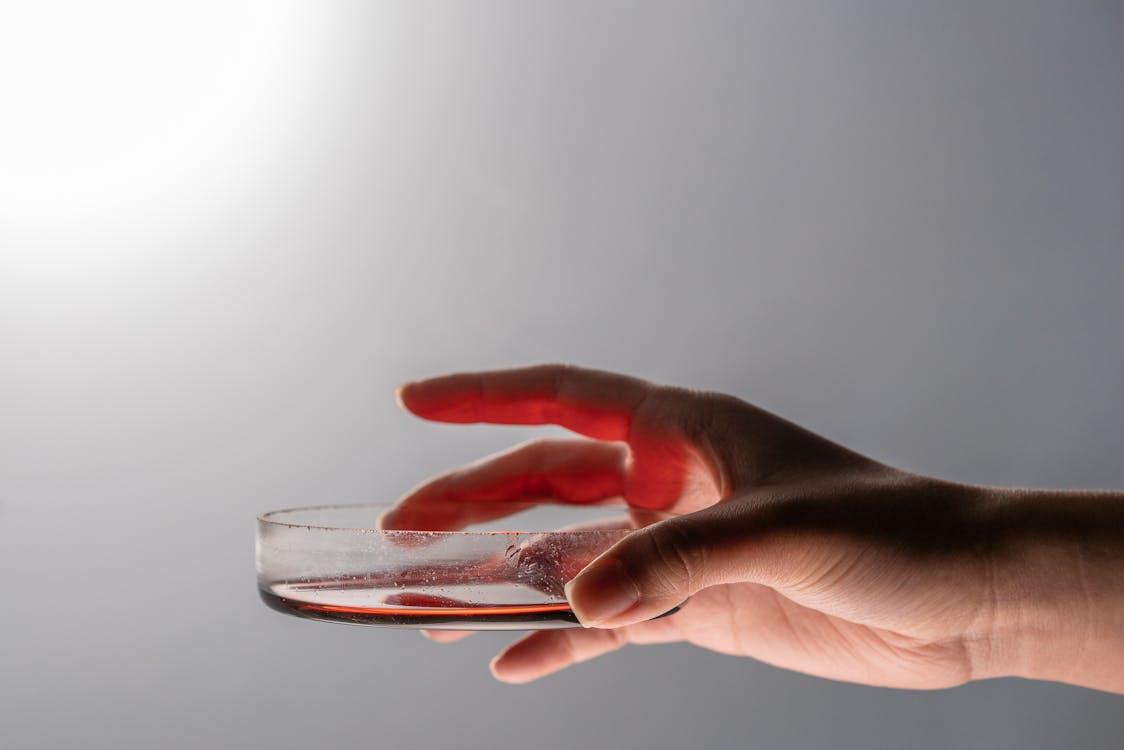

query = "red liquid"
260;587;580;629
260;576;680;630
259;576;582;630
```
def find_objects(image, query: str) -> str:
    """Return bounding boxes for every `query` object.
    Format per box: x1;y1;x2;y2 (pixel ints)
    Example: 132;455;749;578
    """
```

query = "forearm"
975;486;1124;692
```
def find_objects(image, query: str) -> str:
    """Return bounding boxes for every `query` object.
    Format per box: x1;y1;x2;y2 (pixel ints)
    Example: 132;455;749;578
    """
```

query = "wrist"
971;485;1124;692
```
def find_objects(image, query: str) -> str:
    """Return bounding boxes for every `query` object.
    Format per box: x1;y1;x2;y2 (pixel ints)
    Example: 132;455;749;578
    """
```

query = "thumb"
564;502;787;628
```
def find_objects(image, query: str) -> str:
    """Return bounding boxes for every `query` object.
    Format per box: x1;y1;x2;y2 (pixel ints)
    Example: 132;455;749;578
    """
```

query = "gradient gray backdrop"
2;2;1123;748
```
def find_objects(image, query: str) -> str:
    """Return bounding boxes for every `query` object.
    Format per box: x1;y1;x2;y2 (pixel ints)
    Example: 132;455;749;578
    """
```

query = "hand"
384;364;1124;692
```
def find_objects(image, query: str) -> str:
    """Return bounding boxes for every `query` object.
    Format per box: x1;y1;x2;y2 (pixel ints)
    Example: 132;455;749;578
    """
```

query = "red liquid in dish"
260;574;680;630
260;577;580;629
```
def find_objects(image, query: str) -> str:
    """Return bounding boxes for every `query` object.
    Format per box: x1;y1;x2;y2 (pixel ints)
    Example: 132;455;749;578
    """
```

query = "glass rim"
257;501;634;536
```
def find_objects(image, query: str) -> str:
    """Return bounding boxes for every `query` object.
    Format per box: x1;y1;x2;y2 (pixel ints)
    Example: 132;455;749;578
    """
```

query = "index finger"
396;364;654;441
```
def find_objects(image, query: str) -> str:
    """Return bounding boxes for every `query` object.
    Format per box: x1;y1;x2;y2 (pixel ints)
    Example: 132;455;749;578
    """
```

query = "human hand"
384;365;1124;692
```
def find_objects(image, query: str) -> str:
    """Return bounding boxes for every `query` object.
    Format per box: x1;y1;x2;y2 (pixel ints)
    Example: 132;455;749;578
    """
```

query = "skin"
381;364;1124;693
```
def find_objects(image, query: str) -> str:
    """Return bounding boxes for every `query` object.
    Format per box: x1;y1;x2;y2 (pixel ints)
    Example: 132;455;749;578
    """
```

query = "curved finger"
489;628;629;684
380;439;629;531
565;500;797;628
490;614;685;684
397;364;655;440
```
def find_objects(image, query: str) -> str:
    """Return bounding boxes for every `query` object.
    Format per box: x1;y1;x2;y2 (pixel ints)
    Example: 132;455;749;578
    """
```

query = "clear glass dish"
256;503;644;630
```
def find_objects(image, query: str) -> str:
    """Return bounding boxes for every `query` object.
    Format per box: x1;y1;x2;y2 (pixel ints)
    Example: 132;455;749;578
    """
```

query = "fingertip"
396;381;430;415
392;375;476;422
375;506;397;531
489;653;537;685
373;503;395;528
563;579;595;628
375;505;418;534
490;637;540;684
564;558;641;629
488;655;512;682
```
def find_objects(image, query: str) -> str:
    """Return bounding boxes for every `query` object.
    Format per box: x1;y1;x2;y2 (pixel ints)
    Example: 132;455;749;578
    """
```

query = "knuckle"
630;386;689;435
639;386;731;442
604;627;630;649
517;437;556;458
634;522;707;598
536;362;576;384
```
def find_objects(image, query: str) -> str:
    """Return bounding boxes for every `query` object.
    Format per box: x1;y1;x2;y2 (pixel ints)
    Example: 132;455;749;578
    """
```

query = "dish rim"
257;501;634;536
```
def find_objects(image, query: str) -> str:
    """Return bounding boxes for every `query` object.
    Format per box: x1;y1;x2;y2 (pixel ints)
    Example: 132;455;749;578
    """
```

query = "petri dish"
256;503;650;630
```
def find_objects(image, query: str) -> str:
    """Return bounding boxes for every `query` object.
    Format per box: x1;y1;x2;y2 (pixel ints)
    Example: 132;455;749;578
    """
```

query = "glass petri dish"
256;503;647;630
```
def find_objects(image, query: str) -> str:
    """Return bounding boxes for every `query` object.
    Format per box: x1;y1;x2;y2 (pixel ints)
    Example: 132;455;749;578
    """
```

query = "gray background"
2;1;1123;748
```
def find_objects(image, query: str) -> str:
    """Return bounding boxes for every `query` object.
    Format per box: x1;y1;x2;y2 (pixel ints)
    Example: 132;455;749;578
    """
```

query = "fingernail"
394;385;408;410
565;558;640;627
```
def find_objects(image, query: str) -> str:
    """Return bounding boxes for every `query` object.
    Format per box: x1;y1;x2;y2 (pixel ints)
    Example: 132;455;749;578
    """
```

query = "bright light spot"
0;1;318;250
